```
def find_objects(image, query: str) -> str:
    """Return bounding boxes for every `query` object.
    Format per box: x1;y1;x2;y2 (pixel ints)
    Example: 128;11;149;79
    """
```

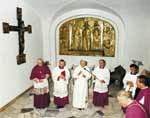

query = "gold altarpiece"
59;17;115;56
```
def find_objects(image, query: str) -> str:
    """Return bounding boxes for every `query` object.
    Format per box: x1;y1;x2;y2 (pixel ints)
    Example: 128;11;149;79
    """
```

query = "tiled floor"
0;82;124;118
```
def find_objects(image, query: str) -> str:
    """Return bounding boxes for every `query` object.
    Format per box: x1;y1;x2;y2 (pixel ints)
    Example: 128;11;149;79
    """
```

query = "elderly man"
92;59;110;107
30;58;51;108
52;59;70;108
117;90;148;118
73;60;91;110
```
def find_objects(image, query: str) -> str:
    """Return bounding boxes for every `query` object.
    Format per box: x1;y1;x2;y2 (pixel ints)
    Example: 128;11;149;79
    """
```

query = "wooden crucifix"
2;7;32;65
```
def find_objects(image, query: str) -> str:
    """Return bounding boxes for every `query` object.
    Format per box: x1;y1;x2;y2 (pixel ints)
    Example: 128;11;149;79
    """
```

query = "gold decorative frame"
59;17;115;56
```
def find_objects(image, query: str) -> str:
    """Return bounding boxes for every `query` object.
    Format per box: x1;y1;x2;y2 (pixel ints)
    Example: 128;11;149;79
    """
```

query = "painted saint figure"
82;21;91;51
72;26;82;50
92;21;101;50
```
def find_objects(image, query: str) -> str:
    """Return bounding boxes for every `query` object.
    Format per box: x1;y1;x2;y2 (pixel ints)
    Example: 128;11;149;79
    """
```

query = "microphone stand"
84;68;106;84
83;68;97;79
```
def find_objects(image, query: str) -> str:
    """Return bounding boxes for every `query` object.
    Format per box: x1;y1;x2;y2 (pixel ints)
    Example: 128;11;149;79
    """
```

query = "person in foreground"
117;90;148;118
30;58;51;108
136;75;150;116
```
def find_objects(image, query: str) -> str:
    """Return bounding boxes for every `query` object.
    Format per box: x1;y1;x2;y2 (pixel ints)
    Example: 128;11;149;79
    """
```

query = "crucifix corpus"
2;7;32;65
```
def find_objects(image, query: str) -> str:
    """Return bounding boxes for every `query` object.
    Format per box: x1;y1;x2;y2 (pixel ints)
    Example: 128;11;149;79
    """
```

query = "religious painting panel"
59;17;116;57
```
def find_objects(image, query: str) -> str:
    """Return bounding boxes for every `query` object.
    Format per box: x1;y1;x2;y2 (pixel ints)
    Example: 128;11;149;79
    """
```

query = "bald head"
117;90;132;108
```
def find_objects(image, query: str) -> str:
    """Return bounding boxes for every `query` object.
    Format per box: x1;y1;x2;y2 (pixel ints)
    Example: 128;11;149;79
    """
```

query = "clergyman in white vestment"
52;59;70;108
73;60;91;109
92;59;110;107
123;64;139;98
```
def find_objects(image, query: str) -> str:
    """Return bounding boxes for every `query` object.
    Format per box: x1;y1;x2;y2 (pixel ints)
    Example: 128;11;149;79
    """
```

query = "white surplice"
33;78;49;89
92;66;110;93
73;66;91;108
52;66;70;98
123;72;139;97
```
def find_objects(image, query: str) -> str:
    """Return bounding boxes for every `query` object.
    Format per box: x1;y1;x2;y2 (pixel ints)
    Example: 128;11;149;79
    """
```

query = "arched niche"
49;8;125;69
59;17;116;57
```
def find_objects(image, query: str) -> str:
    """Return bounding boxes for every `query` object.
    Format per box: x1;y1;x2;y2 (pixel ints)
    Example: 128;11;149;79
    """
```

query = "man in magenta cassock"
30;58;51;108
136;75;150;117
117;90;148;118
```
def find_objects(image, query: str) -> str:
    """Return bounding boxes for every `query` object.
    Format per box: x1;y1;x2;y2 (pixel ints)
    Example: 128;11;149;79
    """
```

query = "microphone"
84;68;105;83
84;68;90;72
84;68;96;77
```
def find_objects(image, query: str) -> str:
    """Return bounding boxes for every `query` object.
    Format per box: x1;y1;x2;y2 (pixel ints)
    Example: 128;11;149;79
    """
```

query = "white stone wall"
0;0;43;108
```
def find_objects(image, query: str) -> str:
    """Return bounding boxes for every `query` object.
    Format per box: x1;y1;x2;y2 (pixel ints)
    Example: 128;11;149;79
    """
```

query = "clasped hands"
93;76;105;83
58;74;66;80
78;71;86;78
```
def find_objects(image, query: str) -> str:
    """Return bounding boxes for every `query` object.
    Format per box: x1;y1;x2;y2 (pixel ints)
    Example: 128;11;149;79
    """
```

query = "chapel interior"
0;0;150;118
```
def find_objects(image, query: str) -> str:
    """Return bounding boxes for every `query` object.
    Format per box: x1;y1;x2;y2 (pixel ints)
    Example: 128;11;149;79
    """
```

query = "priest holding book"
52;59;70;108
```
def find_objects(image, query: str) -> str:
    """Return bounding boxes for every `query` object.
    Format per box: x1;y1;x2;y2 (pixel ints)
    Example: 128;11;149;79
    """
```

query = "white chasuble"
73;66;91;108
